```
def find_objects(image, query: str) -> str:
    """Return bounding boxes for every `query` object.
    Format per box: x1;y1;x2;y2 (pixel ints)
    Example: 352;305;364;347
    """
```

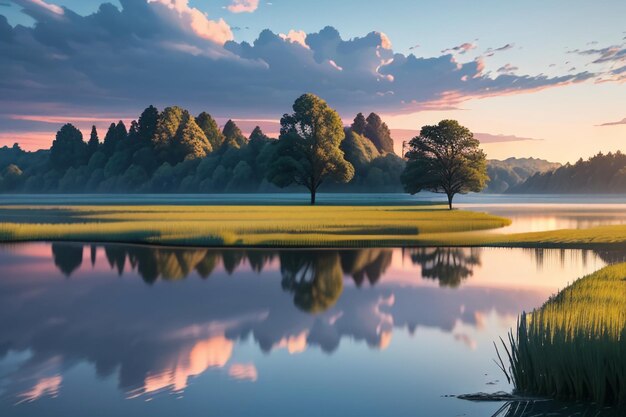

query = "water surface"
1;242;623;417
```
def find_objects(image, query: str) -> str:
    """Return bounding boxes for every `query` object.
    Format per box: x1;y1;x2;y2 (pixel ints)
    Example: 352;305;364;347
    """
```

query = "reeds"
497;263;626;406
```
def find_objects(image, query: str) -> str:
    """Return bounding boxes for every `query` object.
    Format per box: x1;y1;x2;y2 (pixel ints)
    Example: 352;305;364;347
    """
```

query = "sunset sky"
1;0;624;162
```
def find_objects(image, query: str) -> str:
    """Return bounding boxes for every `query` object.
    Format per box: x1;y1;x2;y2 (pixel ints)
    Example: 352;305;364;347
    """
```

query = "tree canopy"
401;119;488;209
0;98;408;196
267;93;355;204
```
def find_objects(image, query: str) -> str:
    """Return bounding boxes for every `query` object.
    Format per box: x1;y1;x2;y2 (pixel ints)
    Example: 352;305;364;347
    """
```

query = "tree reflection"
49;244;394;291
409;247;481;287
51;243;83;277
279;251;344;313
340;249;392;287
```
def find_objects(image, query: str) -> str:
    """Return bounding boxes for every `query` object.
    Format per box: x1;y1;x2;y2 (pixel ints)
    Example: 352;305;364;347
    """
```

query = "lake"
1;196;626;416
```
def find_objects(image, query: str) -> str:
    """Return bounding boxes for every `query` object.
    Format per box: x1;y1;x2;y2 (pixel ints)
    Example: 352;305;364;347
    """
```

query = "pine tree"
351;113;367;135
196;112;224;149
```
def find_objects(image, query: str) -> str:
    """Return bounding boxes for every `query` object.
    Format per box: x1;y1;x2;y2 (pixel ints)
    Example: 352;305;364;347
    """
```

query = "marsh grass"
0;205;511;247
497;263;626;406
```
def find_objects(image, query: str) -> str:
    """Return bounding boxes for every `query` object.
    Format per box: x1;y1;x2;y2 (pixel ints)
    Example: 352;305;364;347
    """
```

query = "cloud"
569;45;625;64
279;29;308;49
485;43;514;57
148;0;233;44
442;42;477;55
597;117;626;126
227;0;259;13
0;0;605;133
12;0;63;17
497;63;518;74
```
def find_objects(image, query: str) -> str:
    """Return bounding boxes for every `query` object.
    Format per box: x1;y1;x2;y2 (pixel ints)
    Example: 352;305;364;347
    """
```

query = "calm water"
2;197;626;416
1;242;624;417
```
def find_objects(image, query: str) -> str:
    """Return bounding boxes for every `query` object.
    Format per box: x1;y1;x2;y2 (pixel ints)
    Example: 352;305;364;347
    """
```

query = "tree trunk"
447;193;453;210
310;189;316;205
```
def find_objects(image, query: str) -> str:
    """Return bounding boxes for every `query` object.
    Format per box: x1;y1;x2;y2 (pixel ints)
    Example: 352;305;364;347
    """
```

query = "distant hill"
485;157;561;193
509;152;626;194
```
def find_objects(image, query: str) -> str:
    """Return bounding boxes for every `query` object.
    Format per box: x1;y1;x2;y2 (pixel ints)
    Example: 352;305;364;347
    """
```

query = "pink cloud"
227;0;259;14
148;0;233;45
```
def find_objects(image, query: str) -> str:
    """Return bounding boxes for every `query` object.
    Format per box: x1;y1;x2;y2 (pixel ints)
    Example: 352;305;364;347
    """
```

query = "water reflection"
0;243;622;417
409;248;481;287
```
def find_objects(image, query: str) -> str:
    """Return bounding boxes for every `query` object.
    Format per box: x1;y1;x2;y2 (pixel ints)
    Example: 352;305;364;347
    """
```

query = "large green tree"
267;93;354;204
50;123;86;171
401;119;488;209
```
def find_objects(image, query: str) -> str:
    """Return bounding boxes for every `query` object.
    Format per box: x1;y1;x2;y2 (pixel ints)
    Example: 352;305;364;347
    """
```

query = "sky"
0;0;624;162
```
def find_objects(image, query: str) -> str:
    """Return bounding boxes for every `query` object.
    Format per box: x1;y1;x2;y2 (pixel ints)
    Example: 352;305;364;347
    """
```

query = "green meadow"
3;204;626;248
0;204;511;247
499;263;626;406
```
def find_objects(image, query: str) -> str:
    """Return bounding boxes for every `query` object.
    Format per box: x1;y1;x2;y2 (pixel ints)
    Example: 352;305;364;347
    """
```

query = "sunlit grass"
0;205;511;247
498;263;626;406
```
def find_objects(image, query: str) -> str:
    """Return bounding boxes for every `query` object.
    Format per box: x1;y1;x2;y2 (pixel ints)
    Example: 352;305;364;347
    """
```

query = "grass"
0;205;512;247
3;204;626;248
497;263;626;406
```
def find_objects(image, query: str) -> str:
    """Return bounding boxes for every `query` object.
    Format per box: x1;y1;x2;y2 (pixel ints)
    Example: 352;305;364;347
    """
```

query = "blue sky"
1;0;625;161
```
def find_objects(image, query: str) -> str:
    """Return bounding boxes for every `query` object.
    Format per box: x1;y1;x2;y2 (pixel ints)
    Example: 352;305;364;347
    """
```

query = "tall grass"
497;263;626;406
0;205;511;247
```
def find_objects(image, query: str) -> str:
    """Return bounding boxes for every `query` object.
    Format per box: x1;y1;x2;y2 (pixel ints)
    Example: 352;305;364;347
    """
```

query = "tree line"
509;152;626;193
0;93;490;207
0;97;406;198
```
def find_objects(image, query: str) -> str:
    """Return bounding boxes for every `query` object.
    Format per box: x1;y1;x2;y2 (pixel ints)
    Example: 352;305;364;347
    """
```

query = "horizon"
0;0;625;163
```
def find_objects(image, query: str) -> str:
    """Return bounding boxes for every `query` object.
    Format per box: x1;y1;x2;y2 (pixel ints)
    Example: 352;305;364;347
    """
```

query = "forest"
509;152;626;193
0;105;404;194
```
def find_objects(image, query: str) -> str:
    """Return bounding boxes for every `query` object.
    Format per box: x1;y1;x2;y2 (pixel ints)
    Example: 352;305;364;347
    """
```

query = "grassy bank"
499;263;626;406
0;205;512;247
3;204;626;248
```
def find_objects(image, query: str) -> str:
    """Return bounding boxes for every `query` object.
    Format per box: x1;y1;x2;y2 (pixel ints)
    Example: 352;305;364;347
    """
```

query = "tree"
137;105;159;144
102;121;127;155
351;112;367;135
222;119;247;149
173;111;212;161
153;106;184;149
267;93;354;204
364;112;395;154
196;112;224;150
87;125;99;157
401;120;488;209
50;123;86;171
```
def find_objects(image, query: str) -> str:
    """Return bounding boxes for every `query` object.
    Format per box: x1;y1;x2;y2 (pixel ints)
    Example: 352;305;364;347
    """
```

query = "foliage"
50;123;86;171
0;98;426;196
267;93;355;204
196;111;224;149
222;119;247;149
364;112;395;154
485;157;561;193
401;119;488;209
511;152;626;193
